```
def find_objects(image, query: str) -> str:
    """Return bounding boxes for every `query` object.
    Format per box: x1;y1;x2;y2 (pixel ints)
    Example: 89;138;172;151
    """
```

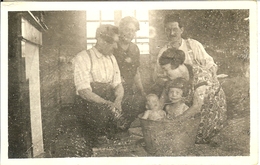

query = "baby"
142;94;166;121
165;78;189;119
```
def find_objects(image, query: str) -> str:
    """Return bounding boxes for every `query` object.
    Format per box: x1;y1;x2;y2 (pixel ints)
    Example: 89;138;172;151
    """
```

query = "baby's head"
166;78;189;103
146;94;160;111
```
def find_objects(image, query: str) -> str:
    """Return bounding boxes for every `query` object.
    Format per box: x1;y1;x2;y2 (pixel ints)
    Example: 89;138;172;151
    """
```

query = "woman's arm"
159;89;167;110
178;85;208;120
134;67;146;96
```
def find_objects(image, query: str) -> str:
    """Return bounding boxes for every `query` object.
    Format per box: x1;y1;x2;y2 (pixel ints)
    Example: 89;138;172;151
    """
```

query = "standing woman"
114;16;146;130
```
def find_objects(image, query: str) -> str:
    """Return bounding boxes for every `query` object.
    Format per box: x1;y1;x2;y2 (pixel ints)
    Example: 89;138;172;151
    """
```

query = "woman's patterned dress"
185;64;227;144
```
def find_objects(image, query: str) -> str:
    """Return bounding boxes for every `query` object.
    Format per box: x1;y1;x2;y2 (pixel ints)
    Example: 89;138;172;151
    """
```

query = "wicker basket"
138;114;200;156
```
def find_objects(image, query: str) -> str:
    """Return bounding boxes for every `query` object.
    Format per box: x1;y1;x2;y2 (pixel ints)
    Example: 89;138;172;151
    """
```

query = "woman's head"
119;16;140;43
159;48;186;79
166;78;189;103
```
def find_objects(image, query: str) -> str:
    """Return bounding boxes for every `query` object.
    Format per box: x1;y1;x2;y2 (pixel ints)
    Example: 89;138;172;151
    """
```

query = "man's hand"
114;99;122;112
105;100;122;119
105;100;116;110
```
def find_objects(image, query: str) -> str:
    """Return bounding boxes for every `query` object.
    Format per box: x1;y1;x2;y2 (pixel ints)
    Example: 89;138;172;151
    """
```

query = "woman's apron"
74;50;119;141
74;82;117;137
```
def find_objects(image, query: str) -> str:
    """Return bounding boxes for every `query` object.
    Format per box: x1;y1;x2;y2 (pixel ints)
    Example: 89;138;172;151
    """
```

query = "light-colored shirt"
73;47;121;94
154;38;217;81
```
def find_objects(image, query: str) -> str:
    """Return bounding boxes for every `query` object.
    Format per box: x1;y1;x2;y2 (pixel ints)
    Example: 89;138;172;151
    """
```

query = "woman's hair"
119;16;140;31
165;78;190;97
164;13;183;28
159;48;185;69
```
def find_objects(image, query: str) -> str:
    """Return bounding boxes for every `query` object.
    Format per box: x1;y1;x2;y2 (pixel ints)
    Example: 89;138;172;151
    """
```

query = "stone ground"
43;76;250;158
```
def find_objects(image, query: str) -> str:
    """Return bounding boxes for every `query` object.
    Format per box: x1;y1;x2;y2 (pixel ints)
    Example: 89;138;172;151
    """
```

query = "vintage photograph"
1;1;258;165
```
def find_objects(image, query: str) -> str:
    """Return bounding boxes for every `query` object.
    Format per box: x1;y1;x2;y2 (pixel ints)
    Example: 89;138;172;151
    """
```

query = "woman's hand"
177;87;206;121
193;85;208;107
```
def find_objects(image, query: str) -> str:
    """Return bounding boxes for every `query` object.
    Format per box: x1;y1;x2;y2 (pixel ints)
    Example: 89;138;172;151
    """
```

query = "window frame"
86;10;150;54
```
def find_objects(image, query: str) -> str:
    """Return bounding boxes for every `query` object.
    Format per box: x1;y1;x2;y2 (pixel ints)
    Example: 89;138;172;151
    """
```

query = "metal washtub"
138;114;200;155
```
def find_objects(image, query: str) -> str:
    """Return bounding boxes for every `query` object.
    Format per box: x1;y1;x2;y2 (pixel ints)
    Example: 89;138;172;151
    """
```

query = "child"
142;94;166;121
165;78;190;119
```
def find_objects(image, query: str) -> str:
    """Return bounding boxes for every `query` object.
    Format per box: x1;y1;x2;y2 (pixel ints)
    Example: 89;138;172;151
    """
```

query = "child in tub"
141;94;166;121
165;78;190;119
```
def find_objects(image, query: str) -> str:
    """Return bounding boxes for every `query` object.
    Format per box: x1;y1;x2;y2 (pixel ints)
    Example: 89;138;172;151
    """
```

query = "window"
86;10;150;54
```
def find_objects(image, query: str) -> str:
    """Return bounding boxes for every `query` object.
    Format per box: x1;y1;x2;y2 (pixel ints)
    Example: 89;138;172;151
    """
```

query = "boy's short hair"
165;78;190;97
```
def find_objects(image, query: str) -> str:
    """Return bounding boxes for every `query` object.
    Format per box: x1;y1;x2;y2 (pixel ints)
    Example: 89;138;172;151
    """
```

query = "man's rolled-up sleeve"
191;40;217;71
73;53;92;93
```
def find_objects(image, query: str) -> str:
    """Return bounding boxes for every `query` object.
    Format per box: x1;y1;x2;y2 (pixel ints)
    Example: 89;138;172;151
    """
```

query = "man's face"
102;34;119;55
165;22;183;43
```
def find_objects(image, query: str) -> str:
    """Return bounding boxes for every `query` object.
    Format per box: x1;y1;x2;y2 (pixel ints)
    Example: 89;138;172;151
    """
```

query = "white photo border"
1;1;258;165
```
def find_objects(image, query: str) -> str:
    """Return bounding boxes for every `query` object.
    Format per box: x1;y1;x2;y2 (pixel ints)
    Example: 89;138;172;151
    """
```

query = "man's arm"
78;88;110;104
190;39;218;75
73;52;114;108
114;83;124;111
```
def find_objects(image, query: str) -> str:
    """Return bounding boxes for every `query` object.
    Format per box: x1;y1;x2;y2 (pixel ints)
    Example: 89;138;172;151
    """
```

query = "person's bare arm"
78;88;115;108
114;83;124;111
134;68;146;96
142;110;150;119
159;89;167;110
178;86;206;120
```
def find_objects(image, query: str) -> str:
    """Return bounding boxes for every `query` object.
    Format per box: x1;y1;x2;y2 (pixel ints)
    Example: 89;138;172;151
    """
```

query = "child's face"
146;96;158;110
168;88;183;103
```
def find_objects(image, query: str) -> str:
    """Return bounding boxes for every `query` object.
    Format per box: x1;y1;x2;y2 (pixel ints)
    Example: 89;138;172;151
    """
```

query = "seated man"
72;24;124;145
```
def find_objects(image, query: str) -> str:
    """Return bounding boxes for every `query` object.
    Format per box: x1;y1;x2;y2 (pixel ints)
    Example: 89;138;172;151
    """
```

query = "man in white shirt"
153;14;218;95
73;24;124;144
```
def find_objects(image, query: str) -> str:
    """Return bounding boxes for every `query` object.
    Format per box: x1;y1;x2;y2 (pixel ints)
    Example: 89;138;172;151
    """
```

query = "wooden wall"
40;11;86;154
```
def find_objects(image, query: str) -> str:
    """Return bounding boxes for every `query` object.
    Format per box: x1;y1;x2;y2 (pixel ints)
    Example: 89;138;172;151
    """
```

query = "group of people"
72;13;227;154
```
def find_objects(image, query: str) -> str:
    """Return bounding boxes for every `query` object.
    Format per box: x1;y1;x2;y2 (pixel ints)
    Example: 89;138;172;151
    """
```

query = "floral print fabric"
186;65;227;144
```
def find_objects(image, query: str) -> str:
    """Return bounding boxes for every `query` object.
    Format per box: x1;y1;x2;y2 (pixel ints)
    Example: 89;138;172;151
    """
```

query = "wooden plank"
21;17;42;45
23;41;44;157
